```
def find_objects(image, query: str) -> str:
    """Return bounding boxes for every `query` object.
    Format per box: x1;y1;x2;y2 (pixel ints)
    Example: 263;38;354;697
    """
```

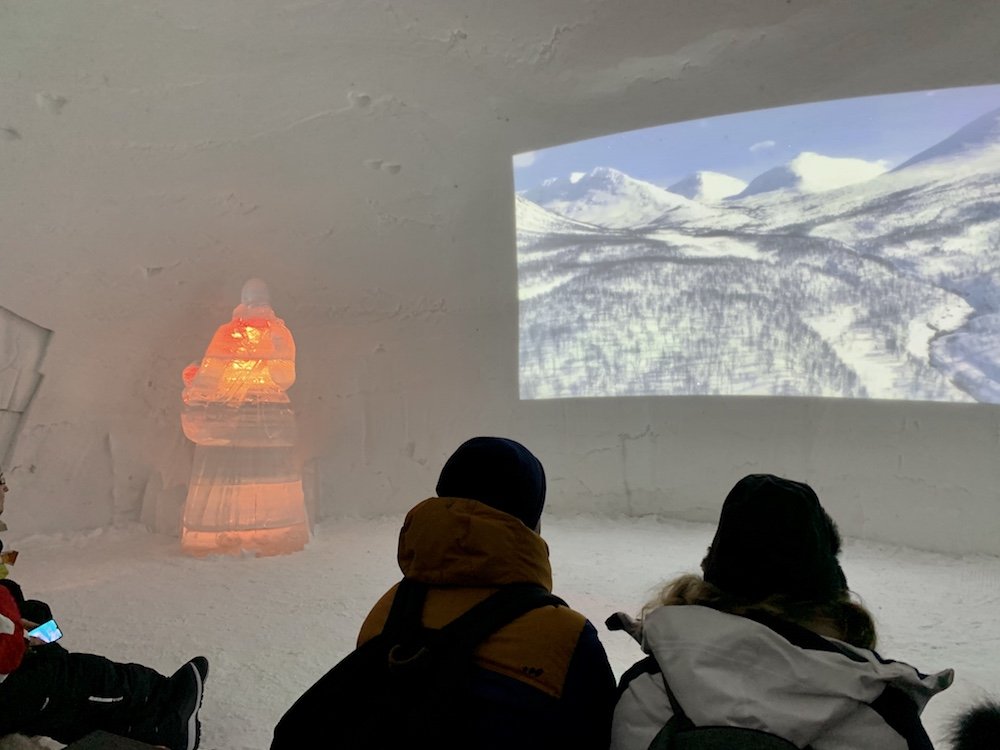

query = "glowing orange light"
180;279;309;557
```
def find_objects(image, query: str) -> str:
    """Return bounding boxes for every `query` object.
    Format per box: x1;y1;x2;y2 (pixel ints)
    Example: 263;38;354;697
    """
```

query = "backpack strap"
646;670;694;749
660;672;695;730
438;583;566;653
383;577;429;641
384;578;565;654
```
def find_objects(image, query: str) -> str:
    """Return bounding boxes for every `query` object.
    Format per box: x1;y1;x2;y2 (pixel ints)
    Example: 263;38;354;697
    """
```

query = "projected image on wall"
515;85;1000;401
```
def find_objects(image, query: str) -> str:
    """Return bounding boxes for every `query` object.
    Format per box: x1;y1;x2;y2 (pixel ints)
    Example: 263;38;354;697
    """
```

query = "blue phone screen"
27;619;63;643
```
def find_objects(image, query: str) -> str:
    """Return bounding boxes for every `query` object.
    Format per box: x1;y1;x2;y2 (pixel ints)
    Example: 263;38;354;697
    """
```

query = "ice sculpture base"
181;522;310;557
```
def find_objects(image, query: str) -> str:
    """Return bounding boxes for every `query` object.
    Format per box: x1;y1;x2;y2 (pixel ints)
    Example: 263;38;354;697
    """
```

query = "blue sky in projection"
513;84;1000;189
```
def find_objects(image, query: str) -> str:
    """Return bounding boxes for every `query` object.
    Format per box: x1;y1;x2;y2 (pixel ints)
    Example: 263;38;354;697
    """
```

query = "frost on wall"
0;307;52;467
180;279;309;557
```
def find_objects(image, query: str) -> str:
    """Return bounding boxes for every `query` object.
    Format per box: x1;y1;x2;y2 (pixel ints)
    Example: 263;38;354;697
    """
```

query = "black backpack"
271;577;565;750
648;672;812;750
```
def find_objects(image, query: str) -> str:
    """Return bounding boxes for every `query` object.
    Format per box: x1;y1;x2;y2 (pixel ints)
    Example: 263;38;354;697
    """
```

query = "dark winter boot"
154;656;209;750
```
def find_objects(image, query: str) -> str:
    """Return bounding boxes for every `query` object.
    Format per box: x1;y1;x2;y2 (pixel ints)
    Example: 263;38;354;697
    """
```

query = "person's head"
435;437;546;531
647;473;876;649
701;473;847;603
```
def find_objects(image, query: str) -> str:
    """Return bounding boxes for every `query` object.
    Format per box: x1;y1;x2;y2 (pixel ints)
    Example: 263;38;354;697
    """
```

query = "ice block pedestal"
180;279;309;556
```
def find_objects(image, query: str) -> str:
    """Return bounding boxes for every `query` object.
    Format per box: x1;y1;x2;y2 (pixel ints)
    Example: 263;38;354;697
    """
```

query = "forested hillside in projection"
517;106;1000;401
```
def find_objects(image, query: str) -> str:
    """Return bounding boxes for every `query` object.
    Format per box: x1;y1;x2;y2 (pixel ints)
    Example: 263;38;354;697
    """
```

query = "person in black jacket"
0;466;209;750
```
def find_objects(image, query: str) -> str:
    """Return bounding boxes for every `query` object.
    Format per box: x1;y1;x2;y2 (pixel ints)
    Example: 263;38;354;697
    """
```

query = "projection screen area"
515;84;1000;402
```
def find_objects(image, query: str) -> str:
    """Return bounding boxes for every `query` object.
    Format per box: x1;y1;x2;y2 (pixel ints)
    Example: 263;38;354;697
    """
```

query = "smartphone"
27;619;63;644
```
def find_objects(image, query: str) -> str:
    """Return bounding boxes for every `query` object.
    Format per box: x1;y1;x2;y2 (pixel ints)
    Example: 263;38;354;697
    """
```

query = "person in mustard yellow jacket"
358;436;616;750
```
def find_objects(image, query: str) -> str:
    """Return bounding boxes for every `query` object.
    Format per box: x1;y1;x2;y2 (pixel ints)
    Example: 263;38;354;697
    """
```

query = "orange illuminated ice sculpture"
180;278;309;556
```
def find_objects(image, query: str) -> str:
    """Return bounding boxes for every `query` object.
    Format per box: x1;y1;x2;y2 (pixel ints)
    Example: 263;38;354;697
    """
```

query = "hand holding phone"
26;619;63;644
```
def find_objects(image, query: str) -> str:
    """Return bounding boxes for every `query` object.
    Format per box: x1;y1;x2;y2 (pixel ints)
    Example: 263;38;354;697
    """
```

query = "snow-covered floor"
3;514;998;749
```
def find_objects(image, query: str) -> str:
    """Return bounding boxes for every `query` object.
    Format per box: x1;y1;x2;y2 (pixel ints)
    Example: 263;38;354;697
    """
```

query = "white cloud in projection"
514;85;1000;402
737;152;890;197
513;151;538;168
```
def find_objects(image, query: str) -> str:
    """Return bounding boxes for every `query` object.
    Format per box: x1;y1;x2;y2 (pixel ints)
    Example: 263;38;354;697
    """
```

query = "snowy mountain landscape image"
515;86;1000;401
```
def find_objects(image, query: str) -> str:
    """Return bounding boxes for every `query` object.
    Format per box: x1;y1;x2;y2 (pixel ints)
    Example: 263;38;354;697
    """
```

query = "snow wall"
2;0;999;556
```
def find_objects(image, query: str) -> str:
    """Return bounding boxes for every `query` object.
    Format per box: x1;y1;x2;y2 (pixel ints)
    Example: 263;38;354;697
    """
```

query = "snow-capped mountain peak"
737;152;889;198
521;166;705;228
894;105;1000;171
514;194;602;235
667;170;748;202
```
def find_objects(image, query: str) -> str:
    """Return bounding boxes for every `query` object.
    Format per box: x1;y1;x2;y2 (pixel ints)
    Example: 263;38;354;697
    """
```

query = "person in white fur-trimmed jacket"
609;474;953;750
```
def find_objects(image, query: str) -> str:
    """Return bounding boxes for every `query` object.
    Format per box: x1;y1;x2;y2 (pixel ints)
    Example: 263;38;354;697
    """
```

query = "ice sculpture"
180;279;309;556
